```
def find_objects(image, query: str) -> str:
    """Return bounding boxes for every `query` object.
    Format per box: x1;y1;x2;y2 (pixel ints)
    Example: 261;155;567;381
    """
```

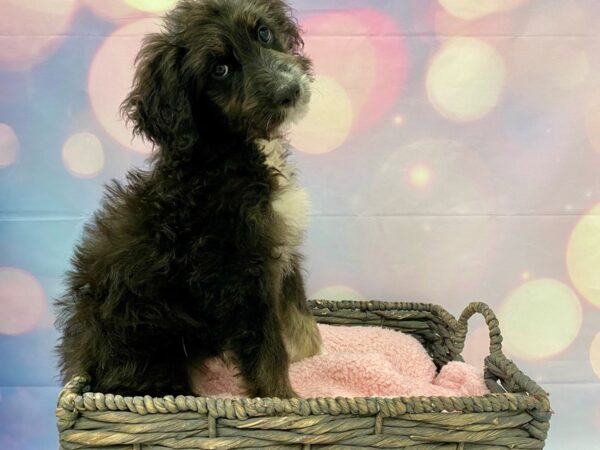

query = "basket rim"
308;298;455;318
57;300;552;426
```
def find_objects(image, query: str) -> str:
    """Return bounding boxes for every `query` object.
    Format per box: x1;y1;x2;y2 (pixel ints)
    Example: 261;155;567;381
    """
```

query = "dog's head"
122;0;312;149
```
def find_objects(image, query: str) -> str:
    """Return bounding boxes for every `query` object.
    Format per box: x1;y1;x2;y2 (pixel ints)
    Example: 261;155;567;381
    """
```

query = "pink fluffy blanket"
194;324;488;398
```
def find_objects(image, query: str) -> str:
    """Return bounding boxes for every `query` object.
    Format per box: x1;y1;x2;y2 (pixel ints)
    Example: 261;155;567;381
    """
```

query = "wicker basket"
56;300;551;449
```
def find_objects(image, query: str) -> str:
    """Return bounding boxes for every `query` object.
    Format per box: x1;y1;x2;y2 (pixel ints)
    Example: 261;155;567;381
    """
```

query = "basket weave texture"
56;300;552;449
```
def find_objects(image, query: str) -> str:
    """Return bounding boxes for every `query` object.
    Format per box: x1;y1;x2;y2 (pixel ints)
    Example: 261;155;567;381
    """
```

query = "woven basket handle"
454;302;504;357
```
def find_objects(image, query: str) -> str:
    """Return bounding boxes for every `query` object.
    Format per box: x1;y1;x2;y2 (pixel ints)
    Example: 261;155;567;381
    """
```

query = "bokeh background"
1;0;600;448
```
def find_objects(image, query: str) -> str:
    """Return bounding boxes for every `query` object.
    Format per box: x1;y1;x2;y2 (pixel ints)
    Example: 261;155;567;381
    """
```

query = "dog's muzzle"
250;54;311;109
276;82;302;108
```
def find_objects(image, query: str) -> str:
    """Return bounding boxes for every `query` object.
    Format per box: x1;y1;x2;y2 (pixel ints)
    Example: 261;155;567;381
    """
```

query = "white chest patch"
257;139;310;272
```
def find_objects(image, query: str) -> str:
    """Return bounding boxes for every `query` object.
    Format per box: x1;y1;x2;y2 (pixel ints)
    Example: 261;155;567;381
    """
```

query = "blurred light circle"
367;139;494;215
409;164;433;189
0;267;46;335
302;9;407;133
353;9;408;132
427;38;505;122
0;0;77;71
62;132;105;178
591;332;600;380
585;91;600;154
302;13;374;130
500;279;582;360
510;2;589;100
553;49;589;89
124;0;177;13
289;75;353;155
0;123;19;168
438;0;527;20
363;140;497;298
433;4;517;39
519;1;586;35
83;0;148;22
311;285;365;302
89;18;160;154
393;115;404;126
567;204;600;308
512;41;589;91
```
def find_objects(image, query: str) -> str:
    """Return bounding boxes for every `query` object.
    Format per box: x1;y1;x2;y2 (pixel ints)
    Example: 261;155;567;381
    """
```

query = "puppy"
55;0;322;398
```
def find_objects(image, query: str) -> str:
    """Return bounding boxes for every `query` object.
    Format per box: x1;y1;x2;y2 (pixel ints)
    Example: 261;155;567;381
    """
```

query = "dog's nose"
277;83;301;107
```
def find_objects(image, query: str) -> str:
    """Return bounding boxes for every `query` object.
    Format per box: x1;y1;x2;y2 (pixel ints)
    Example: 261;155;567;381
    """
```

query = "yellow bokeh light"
124;0;177;13
438;0;527;20
521;271;531;281
0;267;46;335
393;115;404;126
591;332;600;380
62;132;105;178
0;123;19;168
567;204;600;308
311;285;365;302
89;18;160;154
500;278;582;360
409;164;433;189
289;75;354;155
427;38;505;122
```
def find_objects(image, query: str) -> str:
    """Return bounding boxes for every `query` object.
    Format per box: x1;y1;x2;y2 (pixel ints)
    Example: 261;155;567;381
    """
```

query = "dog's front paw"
285;317;324;362
251;385;298;399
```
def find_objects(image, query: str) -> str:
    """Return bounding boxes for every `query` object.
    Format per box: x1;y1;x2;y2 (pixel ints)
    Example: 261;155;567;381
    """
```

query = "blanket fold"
195;324;489;398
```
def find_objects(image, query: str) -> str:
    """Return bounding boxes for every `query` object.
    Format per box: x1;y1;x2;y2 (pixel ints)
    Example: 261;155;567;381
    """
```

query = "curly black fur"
55;0;321;398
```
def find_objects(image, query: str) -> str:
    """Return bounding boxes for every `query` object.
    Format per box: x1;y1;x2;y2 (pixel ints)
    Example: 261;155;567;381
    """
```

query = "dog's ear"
270;0;304;53
121;32;197;150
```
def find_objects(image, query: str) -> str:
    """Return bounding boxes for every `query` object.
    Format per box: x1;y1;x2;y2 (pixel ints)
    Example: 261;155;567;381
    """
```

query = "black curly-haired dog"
55;0;323;398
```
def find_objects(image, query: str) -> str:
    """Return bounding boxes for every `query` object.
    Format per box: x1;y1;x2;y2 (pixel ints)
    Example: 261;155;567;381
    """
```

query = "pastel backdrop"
1;0;599;448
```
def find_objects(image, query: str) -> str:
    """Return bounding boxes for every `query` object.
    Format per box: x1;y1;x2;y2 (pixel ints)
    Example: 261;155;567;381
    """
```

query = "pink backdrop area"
1;1;600;448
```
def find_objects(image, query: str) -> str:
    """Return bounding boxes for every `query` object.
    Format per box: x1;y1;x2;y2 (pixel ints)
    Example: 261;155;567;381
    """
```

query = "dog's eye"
211;63;230;79
257;25;273;45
